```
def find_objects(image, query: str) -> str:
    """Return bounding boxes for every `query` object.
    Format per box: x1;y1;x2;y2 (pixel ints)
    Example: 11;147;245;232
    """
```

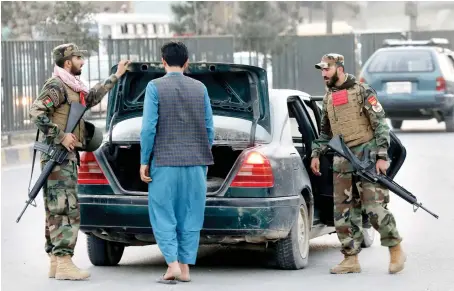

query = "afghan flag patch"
43;97;54;108
367;95;378;106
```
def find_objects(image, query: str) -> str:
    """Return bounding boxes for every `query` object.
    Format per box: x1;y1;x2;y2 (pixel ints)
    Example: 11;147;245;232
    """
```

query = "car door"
292;96;335;226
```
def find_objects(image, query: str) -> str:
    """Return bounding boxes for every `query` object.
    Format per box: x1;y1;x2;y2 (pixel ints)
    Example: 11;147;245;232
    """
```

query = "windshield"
110;116;272;144
367;49;435;73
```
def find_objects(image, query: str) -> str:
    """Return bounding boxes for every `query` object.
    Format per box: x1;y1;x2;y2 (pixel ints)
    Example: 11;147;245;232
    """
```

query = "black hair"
56;58;66;68
161;41;188;68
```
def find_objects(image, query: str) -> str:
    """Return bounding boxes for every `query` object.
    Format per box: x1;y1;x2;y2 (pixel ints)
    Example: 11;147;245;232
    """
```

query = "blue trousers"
147;161;207;265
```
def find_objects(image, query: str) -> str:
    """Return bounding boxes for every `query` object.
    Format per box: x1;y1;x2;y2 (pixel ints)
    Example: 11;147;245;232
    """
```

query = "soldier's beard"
326;71;339;88
70;65;82;76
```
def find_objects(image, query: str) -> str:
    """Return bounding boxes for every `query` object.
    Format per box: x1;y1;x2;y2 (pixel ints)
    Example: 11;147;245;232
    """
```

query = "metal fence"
3;30;454;137
1;36;235;136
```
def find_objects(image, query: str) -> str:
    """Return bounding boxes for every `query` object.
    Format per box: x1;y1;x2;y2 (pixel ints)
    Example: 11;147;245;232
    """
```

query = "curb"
2;143;35;167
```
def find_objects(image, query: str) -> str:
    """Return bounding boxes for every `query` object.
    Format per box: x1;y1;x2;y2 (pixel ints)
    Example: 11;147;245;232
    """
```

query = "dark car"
359;38;454;132
77;62;407;270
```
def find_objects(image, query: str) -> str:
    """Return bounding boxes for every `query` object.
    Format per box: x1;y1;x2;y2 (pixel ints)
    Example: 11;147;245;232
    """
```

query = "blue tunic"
140;72;214;264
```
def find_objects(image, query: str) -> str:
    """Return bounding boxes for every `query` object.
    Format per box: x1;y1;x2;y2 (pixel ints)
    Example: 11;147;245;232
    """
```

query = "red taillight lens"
230;151;274;188
77;152;109;185
436;77;446;91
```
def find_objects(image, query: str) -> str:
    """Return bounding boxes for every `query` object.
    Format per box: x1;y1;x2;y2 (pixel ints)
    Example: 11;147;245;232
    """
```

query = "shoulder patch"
372;103;383;113
43;96;54;108
367;95;378;106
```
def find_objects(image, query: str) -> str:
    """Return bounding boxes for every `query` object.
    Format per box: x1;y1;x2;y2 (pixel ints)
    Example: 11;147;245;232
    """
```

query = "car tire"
445;114;454;132
274;198;310;270
87;234;125;266
391;120;403;129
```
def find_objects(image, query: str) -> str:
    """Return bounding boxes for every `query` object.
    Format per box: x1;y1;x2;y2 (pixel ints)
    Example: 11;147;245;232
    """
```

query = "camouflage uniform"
29;43;119;280
311;54;406;274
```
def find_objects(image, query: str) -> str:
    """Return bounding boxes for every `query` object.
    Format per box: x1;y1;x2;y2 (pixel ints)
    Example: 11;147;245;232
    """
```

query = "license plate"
386;82;412;94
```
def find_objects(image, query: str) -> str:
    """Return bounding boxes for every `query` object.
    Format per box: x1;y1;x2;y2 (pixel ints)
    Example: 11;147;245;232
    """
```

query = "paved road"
2;120;454;291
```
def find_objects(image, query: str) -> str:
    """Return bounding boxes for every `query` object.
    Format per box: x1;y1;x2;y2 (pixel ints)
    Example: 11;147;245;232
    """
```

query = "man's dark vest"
151;73;214;167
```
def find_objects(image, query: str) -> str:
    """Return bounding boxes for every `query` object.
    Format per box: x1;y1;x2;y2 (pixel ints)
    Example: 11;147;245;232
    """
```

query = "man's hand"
140;164;152;183
310;157;321;176
61;133;77;151
115;60;131;78
376;159;389;175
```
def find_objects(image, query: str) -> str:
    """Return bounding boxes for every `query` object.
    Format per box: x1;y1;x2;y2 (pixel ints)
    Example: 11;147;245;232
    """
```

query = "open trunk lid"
105;62;271;146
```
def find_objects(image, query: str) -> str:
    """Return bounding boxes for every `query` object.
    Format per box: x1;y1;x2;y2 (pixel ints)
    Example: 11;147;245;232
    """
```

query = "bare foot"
163;262;181;280
179;263;191;281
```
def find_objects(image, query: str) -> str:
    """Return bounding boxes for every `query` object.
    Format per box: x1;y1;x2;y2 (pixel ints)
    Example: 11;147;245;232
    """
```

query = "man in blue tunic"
139;41;215;284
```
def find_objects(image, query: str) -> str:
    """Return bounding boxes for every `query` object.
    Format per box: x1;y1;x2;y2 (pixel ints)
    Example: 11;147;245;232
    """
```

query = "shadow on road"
104;241;342;273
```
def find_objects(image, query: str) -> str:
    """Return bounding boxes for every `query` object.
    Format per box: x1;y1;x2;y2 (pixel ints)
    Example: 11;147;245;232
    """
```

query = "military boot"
330;255;361;274
389;243;406;274
55;255;90;280
48;254;57;278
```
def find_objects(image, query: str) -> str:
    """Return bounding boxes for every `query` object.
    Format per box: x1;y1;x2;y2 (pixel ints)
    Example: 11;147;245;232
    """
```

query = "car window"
288;105;301;138
367;50;435;73
303;99;319;135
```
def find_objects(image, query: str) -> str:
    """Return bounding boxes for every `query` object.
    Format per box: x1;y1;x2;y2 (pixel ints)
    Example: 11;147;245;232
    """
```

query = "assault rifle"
16;102;87;223
325;134;439;219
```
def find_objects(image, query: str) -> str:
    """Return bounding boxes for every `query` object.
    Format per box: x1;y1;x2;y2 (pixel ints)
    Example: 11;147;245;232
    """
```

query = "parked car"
359;38;454;132
77;62;407;270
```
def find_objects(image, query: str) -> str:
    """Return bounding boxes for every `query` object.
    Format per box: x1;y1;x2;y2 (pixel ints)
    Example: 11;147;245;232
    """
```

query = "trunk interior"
102;143;244;194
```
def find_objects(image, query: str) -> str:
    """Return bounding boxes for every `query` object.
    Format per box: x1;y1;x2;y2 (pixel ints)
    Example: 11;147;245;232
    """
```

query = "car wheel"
274;199;310;270
445;114;454;132
391;120;403;129
87;234;125;266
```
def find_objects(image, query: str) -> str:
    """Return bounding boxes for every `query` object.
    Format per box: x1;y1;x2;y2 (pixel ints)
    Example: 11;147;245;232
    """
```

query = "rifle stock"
16;102;87;223
326;135;439;219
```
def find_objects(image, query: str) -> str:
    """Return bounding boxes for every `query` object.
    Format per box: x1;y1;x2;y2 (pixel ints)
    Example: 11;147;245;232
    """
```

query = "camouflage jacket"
310;75;390;173
29;74;118;157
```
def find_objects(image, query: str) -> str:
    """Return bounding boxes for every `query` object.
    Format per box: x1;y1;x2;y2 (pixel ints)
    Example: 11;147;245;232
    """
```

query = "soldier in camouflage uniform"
29;43;130;280
309;53;406;275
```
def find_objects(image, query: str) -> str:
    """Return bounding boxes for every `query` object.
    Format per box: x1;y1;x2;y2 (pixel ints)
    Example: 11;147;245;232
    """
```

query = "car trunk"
96;61;272;195
101;142;245;194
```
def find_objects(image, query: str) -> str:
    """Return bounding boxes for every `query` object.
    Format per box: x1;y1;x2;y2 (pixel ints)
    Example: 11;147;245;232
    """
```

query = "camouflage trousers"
333;172;402;256
42;160;80;256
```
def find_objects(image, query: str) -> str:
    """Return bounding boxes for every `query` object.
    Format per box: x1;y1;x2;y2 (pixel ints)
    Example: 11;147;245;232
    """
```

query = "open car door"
307;96;407;179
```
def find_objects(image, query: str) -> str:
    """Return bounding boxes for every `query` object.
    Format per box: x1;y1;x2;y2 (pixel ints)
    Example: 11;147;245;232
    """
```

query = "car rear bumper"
379;93;454;119
79;194;300;244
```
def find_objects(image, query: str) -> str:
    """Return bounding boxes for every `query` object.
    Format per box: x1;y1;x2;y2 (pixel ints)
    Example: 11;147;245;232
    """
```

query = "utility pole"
405;1;418;39
325;1;333;34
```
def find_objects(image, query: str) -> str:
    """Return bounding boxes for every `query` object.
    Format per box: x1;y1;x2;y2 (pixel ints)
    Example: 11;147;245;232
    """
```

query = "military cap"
52;43;88;63
315;53;345;70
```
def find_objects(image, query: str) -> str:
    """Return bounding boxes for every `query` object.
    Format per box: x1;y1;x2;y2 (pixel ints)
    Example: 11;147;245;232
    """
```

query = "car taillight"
230;151;274;188
436;77;446;91
77;152;109;184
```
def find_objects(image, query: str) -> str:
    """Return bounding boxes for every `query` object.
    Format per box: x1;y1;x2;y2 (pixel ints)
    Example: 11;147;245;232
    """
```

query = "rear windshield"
367;50;435;73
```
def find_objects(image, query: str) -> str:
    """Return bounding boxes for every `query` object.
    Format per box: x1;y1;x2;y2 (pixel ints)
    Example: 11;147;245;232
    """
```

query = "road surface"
2;120;454;291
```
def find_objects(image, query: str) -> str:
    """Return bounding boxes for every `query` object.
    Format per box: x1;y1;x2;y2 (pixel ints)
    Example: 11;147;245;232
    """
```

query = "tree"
170;1;226;35
236;2;291;55
1;1;53;39
36;1;99;52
